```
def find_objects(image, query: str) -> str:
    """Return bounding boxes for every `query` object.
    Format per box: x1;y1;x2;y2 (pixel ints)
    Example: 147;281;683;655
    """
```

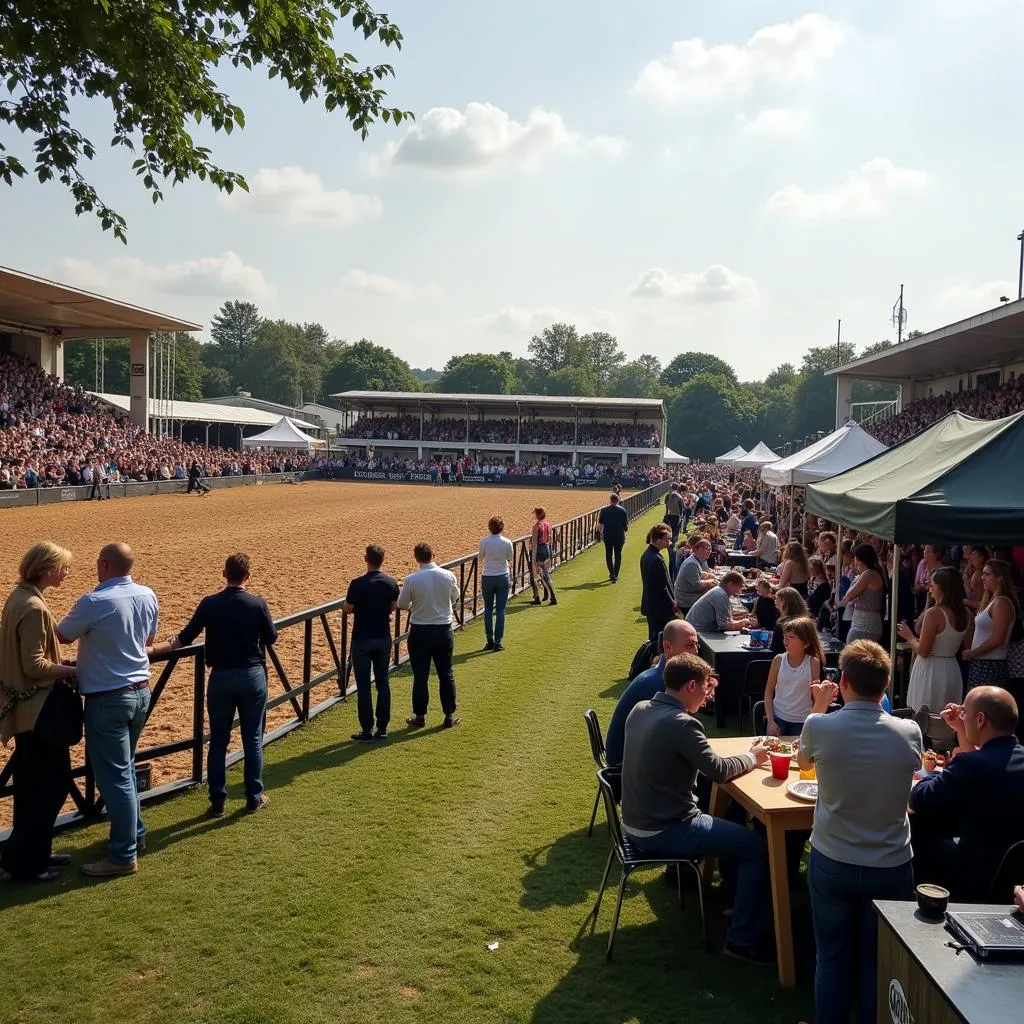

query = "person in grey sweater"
621;652;772;964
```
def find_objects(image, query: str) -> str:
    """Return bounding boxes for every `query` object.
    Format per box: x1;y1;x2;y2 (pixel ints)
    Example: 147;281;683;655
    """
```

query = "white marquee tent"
663;446;689;465
241;416;326;451
714;445;746;465
730;441;780;467
760;422;887;487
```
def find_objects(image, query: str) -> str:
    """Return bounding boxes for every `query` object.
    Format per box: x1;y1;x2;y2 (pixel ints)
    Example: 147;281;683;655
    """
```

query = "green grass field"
0;511;814;1024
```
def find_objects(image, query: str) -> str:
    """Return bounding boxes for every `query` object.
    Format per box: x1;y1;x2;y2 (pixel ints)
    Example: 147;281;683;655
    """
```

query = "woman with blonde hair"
963;559;1020;688
0;541;77;883
777;541;811;598
770;586;810;653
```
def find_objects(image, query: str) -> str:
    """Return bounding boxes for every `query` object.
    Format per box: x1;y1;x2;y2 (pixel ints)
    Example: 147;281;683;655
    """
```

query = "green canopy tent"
806;410;1024;674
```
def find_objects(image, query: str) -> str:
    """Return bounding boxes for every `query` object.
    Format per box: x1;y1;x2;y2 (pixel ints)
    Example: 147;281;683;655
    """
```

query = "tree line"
62;301;909;461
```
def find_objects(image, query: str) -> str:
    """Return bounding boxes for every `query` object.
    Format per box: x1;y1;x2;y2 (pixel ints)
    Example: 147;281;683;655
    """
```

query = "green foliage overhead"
661;351;737;390
437;354;515;395
322;338;420;395
0;1;410;239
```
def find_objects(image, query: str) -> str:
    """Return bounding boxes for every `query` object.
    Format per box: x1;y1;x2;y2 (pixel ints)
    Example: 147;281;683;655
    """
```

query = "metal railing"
0;482;669;832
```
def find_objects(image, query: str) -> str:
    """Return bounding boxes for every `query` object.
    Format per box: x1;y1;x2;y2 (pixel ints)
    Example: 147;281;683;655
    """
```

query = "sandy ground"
0;481;617;814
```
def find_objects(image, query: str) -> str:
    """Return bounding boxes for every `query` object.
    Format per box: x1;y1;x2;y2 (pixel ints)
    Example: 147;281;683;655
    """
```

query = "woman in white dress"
898;567;970;712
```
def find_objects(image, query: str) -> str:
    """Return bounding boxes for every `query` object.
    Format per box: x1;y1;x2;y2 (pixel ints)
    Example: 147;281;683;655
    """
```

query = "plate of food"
760;737;798;760
787;780;818;803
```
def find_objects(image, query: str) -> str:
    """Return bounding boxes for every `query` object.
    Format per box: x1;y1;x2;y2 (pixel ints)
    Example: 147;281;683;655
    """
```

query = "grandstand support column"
128;330;150;429
834;374;854;429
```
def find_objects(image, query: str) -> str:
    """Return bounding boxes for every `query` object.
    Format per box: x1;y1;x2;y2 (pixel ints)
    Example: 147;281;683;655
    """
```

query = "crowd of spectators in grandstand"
0;352;308;490
865;374;1024;446
340;413;662;447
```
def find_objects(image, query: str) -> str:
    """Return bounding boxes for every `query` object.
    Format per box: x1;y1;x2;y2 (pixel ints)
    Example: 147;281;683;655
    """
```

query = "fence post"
302;617;313;720
340;609;350;694
192;649;206;784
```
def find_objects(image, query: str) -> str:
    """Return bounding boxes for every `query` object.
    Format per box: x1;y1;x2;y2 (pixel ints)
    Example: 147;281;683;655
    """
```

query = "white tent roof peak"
663;446;689;464
731;441;780;467
761;422;888;487
715;445;747;464
241;416;325;450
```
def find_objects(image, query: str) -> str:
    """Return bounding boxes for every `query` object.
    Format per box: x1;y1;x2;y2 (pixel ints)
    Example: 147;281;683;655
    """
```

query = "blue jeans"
85;686;151;864
808;848;914;1024
207;666;267;809
482;575;510;644
631;812;769;947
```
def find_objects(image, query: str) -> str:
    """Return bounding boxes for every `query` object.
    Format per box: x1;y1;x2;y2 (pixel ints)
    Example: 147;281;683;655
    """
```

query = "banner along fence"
0;482;669;835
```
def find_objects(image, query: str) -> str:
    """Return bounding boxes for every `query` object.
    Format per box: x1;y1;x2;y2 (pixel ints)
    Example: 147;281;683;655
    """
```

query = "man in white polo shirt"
398;542;461;729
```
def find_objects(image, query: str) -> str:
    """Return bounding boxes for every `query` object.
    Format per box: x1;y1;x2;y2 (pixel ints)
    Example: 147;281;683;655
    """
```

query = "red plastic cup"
769;752;791;780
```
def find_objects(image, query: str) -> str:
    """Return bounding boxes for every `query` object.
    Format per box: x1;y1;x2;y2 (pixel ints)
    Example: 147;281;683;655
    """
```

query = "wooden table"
701;735;812;987
876;900;1024;1023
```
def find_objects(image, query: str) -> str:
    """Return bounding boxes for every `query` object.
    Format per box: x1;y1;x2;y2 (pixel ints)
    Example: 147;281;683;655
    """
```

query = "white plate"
787;780;818;802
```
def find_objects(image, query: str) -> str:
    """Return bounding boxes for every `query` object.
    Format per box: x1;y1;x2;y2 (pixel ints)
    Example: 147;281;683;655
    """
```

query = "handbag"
33;680;84;747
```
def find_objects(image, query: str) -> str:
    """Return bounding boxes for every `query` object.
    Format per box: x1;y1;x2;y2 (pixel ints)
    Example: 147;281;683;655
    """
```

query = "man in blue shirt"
605;620;699;767
57;542;159;877
734;499;759;550
909;686;1024;900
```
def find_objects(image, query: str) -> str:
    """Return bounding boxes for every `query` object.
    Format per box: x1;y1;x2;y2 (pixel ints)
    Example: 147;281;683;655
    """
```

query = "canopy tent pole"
889;543;901;690
801;488;807;547
787;486;794;545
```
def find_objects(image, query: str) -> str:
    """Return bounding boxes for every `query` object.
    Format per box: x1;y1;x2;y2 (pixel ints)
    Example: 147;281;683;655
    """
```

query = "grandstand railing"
0;482;669;835
849;400;898;427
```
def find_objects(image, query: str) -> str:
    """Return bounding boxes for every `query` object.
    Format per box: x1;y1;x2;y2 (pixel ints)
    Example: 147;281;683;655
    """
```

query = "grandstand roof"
0;265;200;338
332;391;665;416
90;393;319;429
829;298;1024;381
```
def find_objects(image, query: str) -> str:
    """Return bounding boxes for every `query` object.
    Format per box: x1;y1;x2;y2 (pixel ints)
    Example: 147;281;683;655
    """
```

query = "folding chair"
739;659;775;734
750;700;768;738
913;705;957;753
589;768;708;960
584;709;619;836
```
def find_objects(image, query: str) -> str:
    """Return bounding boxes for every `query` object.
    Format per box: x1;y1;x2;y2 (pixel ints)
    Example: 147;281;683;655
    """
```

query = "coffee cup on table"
915;883;949;919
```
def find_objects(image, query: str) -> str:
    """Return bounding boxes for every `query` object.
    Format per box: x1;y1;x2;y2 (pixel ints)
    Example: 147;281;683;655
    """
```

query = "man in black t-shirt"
344;544;400;742
597;493;629;583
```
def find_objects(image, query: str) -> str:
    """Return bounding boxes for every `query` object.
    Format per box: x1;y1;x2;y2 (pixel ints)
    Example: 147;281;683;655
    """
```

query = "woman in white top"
479;515;514;652
764;616;826;735
898;567;971;712
963;559;1019;688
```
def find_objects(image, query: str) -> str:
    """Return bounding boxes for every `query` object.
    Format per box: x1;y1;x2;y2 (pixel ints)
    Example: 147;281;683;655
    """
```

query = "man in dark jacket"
596;492;629;583
910;686;1024;899
640;523;677;641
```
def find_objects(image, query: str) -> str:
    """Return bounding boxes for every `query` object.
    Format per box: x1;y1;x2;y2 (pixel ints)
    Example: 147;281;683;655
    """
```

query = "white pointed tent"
663;446;689;464
715;444;746;465
730;441;780;467
241;416;325;451
760;422;887;487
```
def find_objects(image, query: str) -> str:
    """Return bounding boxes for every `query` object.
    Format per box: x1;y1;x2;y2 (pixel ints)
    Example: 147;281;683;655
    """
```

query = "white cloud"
342;269;438;299
766;158;929;218
470;306;619;335
633;13;845;103
739;107;810;136
221;166;382;224
629;265;757;304
368;102;627;176
55;252;273;300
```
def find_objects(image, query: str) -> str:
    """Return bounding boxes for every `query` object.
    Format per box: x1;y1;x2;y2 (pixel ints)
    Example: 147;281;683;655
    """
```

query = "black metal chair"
987;839;1024;903
750;700;768;737
589;768;708;959
891;707;915;720
584;709;617;836
739;659;775;734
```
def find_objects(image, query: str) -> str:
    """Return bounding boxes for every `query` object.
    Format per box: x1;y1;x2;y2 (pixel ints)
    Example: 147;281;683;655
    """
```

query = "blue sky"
7;1;1024;377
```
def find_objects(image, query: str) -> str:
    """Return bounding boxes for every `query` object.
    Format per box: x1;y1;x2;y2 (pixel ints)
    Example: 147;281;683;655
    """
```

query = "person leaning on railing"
0;542;78;884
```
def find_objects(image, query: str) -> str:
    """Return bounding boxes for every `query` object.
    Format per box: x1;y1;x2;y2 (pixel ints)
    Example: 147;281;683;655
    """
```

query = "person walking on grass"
343;544;399;742
530;506;557;606
57;542;158;877
398;543;461;729
597;492;629;583
147;553;276;817
479;516;514;652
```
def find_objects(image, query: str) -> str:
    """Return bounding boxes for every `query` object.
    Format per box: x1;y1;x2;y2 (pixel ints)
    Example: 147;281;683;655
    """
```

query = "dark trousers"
408;624;457;717
352;635;392;734
187;476;210;494
604;539;624;580
89;479;103;500
0;730;71;880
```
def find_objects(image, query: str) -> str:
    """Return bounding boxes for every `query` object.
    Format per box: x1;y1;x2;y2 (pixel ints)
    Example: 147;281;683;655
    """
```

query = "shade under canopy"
761;422;887;487
805;410;1024;544
730;441;780;468
241;416;326;451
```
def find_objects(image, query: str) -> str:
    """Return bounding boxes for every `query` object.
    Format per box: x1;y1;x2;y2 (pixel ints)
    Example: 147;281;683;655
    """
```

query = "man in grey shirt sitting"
797;640;922;1024
673;536;717;612
684;570;751;633
621;653;772;964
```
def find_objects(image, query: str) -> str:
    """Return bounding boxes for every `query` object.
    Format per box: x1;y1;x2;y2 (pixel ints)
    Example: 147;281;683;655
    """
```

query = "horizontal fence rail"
0;482;669;836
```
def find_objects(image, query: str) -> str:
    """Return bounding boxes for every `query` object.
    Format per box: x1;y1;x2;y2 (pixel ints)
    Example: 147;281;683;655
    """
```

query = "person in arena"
187;460;211;495
398;543;461;729
148;553;277;816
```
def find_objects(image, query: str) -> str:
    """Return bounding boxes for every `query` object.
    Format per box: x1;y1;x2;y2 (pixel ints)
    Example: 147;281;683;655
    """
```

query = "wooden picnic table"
701;735;811;987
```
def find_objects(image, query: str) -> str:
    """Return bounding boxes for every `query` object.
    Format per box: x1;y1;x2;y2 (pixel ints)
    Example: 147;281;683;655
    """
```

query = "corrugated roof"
332;390;664;411
90;393;319;429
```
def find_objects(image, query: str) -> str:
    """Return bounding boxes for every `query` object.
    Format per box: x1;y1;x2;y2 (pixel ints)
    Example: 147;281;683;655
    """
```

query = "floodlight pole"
1017;230;1024;301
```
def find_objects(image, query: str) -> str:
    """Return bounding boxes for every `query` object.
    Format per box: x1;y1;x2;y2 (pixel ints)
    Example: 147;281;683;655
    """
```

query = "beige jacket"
0;583;66;744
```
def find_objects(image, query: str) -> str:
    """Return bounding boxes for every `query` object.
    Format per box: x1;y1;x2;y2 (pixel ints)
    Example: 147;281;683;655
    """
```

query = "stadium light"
1018;230;1024;301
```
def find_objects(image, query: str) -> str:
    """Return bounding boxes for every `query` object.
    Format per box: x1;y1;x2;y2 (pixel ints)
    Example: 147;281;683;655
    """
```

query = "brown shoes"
245;794;270;814
81;858;138;878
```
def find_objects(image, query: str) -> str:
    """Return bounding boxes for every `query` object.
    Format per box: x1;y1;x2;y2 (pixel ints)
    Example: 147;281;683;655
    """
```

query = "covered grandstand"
831;298;1024;434
330;391;666;469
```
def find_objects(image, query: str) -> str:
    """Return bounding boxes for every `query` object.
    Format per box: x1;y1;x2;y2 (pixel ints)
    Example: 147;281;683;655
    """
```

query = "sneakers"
722;940;776;967
493;641;504;652
374;728;388;740
483;640;496;651
530;597;542;606
81;858;138;878
406;715;426;728
246;794;271;814
548;597;558;605
351;731;375;743
206;803;225;819
442;714;461;729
